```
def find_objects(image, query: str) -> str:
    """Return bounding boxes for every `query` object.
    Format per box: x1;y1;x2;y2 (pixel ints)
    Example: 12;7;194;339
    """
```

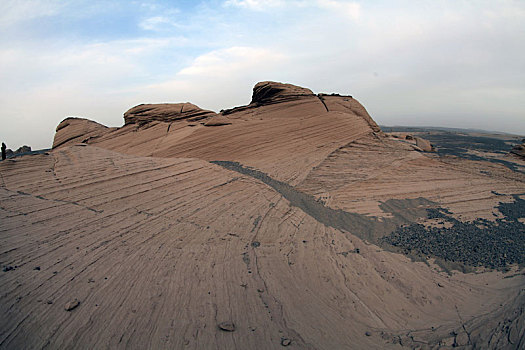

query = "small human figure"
1;142;6;160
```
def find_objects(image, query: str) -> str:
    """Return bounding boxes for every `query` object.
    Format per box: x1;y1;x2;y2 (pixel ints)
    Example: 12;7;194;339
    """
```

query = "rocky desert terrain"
1;81;524;349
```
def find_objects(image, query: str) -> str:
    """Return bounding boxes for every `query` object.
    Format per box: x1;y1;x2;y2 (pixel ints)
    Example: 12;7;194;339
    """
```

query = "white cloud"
317;0;360;20
0;36;187;89
139;8;181;31
0;36;193;149
0;0;63;27
177;46;286;77
143;46;288;109
140;16;174;31
223;0;286;10
224;0;360;19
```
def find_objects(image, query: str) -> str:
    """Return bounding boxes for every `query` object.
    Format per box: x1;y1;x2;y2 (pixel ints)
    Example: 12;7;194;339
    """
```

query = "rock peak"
250;81;315;105
123;102;217;125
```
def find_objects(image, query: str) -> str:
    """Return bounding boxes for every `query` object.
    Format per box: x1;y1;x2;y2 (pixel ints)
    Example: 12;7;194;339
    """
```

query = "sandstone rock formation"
52;82;383;185
250;81;315;105
415;136;435;152
53;117;112;148
203;114;232;126
1;81;524;349
386;133;435;153
123;102;217;125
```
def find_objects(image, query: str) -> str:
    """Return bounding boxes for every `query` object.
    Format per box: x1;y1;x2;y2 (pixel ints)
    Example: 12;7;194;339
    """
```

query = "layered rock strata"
2;81;523;349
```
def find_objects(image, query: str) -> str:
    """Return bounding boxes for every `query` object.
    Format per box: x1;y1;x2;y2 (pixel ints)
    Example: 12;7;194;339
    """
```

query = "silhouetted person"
1;143;6;160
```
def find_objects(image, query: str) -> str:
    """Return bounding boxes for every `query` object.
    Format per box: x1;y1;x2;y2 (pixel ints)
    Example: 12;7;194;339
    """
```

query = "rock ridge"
250;81;315;105
53;81;382;150
124;102;217;125
221;81;319;115
53;117;111;148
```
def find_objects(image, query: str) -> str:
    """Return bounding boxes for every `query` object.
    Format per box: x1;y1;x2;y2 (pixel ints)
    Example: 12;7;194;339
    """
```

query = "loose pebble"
281;338;291;346
65;299;80;311
218;321;235;332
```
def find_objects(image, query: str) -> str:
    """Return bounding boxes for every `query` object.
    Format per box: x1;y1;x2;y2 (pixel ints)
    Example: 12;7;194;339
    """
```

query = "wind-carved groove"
10;188;103;214
455;305;472;346
237;198;310;347
51;153;64;186
241;238;309;347
0;172;6;187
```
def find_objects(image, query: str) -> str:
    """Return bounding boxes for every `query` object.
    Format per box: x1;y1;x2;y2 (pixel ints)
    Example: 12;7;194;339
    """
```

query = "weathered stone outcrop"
203;114;232;126
221;82;381;134
317;93;382;133
51;81;384;176
221;81;319;115
4;80;525;350
415;136;435;152
250;81;315;105
53;117;111;148
124;103;217;125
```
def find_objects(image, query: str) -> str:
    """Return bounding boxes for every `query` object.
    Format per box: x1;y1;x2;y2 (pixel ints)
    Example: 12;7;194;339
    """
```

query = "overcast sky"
1;0;524;149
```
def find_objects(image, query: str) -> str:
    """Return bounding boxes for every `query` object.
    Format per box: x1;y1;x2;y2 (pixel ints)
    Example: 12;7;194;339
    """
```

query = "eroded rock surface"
124;102;217;125
2;81;524;349
415;136;435;152
250;81;315;105
53;117;111;148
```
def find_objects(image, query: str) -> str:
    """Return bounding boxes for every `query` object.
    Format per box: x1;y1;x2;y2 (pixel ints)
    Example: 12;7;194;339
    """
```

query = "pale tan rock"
281;337;292;346
203;114;232;126
64;299;80;311
217;321;236;332
53;117;111;148
318;94;382;133
250;81;315;105
415;137;434;152
1;81;523;349
123;102;217;125
53;82;380;185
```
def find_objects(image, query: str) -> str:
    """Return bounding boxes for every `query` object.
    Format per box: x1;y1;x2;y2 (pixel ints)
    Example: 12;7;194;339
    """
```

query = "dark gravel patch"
383;127;524;173
422;133;523;172
382;195;525;268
